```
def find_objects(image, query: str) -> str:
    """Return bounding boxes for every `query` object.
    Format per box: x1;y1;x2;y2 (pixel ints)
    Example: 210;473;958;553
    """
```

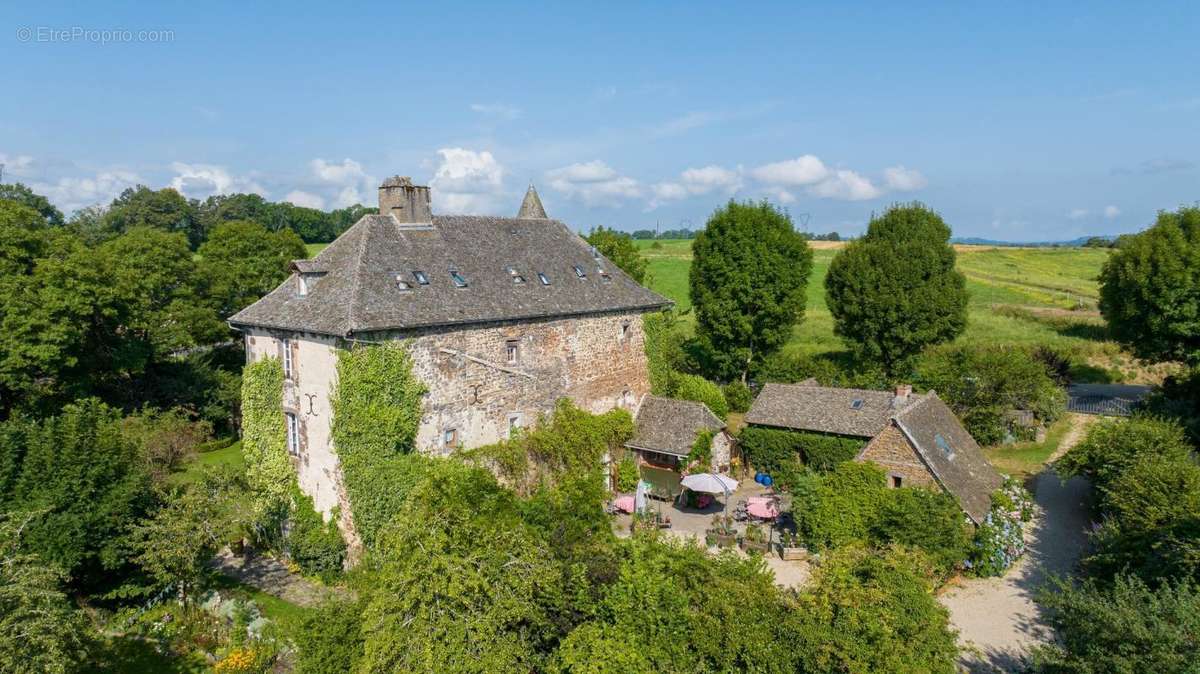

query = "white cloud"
1068;208;1089;220
653;111;722;137
470;103;521;120
546;160;641;208
0;153;36;179
882;165;928;191
808;169;882;201
169;162;266;199
647;164;743;209
284;190;325;210
34;169;142;213
750;155;829;186
429;148;506;214
308;158;376;207
651;182;689;202
1104;205;1120;219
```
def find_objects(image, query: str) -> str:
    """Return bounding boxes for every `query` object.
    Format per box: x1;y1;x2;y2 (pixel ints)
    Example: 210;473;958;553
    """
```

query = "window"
282;338;294;380
507;414;522;438
286;412;300;456
450;270;468;288
395;274;411;290
573;265;587;279
412;270;429;285
934;434;955;459
850;398;864;410
443;428;458;448
507;267;525;284
620;389;633;408
890;474;903;489
537;272;551;285
505;339;519;363
620;321;631;340
298;274;309;296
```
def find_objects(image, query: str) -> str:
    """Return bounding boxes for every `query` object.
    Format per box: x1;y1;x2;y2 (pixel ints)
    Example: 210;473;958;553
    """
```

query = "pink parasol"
613;495;636;514
747;500;779;519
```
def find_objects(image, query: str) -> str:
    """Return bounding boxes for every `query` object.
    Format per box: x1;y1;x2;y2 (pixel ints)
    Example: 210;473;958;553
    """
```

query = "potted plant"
740;524;770;554
704;514;738;548
777;531;808;561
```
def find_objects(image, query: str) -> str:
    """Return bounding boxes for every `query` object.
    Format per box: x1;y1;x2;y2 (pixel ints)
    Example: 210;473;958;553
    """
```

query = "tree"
0;182;64;225
131;484;225;605
0;399;153;589
585;226;648;285
690;200;813;382
825;203;967;376
1099;206;1200;365
0;512;90;674
1056;415;1192;495
1029;575;1200;673
197;220;307;319
102;186;201;248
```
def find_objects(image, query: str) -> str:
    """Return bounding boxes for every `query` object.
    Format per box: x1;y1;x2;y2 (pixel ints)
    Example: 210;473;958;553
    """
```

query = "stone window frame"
281;338;295;381
887;472;904;489
443;427;459;449
505;339;520;364
619;320;631;341
507;413;523;438
285;409;301;457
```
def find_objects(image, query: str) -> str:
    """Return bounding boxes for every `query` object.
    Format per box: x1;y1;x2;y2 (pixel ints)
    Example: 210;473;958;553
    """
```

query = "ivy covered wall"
330;342;428;551
241;357;292;534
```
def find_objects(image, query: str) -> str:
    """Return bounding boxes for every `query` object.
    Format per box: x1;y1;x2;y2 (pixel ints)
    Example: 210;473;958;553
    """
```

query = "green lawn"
634;239;1122;374
169;441;245;486
983;416;1074;478
306;242;327;257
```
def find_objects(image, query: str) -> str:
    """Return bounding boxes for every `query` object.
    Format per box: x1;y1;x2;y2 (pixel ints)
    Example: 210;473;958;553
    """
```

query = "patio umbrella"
634;480;647;514
679;473;739;514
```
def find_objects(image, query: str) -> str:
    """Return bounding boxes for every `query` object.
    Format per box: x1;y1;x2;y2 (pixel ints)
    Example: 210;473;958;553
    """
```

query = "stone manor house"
230;177;671;519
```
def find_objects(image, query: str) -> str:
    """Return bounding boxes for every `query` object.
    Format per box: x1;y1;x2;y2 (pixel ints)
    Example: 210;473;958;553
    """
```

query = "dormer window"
413;271;429;285
573;265;587;279
298;274;309;296
590;245;600;259
450;270;468;288
507;267;525;284
537;272;551;285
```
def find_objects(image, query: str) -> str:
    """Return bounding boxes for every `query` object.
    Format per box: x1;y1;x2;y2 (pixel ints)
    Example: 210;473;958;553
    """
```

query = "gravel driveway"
940;415;1094;672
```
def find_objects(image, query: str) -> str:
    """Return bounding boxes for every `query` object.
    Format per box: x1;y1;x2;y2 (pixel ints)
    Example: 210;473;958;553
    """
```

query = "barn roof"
627;396;725;457
744;381;906;438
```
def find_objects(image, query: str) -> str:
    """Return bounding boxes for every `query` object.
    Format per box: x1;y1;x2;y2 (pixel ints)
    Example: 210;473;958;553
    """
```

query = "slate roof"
889;392;1004;524
228;214;671;336
626;396;725;457
744;382;905;438
517;184;548;219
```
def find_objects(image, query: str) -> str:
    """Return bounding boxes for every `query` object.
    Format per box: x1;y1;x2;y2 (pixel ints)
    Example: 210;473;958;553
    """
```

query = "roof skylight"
412;271;429;285
850;398;864;410
395;274;412;291
450;270;468;288
537;272;551;285
507;267;526;284
573;265;587;279
934;434;955;458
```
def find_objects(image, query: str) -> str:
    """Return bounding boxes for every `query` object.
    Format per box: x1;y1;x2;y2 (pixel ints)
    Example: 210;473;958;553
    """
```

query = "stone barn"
229;177;671;526
745;381;1002;523
624;396;732;499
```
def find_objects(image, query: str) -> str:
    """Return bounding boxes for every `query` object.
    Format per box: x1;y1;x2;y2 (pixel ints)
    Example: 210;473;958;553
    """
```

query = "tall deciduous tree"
585;226;648;285
0;182;64;226
825;203;967;376
1098;206;1200;365
689;200;812;382
102;186;201;248
197;220;307;319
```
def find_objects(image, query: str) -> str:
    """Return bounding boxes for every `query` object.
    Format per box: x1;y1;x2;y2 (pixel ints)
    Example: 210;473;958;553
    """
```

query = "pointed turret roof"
517;184;548;219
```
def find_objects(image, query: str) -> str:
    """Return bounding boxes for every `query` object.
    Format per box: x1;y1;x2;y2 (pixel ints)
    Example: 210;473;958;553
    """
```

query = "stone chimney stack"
894;384;913;402
379;176;432;223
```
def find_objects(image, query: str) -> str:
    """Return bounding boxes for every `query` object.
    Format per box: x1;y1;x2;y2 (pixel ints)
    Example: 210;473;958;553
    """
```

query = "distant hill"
952;235;1115;248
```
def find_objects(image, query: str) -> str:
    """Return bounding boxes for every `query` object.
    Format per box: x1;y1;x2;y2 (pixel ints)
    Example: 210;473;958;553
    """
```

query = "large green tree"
197;220;307;319
1099;206;1200;365
584;226;648;285
825;203;967;376
102;186;201;248
689;200;813;382
0;182;64;226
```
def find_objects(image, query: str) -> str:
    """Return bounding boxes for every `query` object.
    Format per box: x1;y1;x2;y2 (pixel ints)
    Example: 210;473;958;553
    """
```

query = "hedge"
738;426;862;487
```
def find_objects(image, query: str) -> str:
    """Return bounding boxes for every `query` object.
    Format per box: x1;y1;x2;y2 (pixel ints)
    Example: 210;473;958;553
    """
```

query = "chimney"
894;384;913;402
379;176;432;223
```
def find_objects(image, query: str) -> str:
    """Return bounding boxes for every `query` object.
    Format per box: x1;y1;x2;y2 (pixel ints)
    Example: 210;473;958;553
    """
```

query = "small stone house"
624;396;732;499
744;381;1002;523
229;177;671;538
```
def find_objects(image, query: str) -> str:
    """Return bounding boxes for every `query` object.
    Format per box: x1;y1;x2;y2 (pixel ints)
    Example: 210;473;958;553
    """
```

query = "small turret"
517;183;548;219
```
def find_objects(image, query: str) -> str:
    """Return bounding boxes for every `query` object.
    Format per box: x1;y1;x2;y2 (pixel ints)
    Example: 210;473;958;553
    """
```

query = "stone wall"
857;422;938;489
711;431;734;472
242;309;653;525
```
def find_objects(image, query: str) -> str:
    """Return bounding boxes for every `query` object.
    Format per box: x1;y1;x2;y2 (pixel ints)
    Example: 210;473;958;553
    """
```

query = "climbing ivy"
241;357;293;536
330;342;428;551
686;429;715;473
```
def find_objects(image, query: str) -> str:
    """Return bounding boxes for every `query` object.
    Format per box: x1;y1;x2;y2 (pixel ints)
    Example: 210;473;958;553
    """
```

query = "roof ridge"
891;390;937;421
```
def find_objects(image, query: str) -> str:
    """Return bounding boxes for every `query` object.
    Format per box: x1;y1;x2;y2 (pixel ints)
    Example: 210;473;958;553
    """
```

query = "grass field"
634;239;1155;382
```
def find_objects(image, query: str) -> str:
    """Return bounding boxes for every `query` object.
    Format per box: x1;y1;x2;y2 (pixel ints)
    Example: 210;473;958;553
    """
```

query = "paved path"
210;549;342;607
940;415;1094;672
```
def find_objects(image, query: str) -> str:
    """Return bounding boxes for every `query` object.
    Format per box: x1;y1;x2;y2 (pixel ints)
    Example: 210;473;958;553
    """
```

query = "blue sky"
2;2;1197;240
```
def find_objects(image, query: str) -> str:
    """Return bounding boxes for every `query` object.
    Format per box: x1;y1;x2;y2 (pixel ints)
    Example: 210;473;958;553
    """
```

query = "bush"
1056;415;1192;495
295;598;365;674
671;373;728;420
722;380;753;413
737;426;806;488
915;344;1066;445
122;407;214;483
614;454;639;493
792;462;888;550
1029;575;1200;673
875;488;971;576
287;490;346;582
968;480;1034;577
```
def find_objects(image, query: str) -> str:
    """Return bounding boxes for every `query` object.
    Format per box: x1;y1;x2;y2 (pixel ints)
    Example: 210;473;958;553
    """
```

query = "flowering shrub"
969;477;1034;576
214;646;264;673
